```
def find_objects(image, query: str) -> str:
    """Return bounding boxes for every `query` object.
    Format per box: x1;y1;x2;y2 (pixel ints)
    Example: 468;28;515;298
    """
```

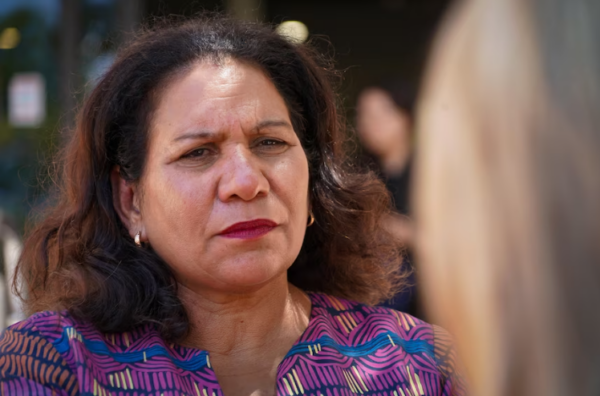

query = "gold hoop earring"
134;231;142;247
307;212;315;227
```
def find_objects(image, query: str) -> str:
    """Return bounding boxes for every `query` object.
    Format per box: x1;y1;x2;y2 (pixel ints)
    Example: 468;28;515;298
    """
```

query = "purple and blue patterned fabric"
0;293;465;395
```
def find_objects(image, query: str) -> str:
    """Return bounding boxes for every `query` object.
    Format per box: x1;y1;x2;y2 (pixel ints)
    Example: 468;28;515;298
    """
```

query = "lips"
218;219;277;239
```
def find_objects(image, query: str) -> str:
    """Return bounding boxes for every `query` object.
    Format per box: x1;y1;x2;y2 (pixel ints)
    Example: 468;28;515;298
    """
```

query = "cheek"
268;150;310;238
280;152;309;206
289;157;310;246
141;167;213;237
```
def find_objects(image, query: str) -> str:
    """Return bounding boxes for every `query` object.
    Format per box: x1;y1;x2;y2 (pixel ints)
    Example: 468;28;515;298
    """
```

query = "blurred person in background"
356;83;415;243
415;0;600;395
0;17;465;396
356;83;419;315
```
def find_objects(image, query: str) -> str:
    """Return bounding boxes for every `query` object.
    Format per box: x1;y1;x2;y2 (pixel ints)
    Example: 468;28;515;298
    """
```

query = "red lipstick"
218;219;277;239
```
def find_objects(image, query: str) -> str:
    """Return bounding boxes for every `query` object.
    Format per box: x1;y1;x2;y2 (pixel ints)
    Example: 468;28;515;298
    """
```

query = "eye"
257;138;287;148
180;146;219;164
182;148;210;158
253;138;289;154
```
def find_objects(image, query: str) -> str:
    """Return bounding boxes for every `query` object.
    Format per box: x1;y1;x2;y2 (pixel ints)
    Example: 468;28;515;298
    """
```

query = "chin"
210;256;290;292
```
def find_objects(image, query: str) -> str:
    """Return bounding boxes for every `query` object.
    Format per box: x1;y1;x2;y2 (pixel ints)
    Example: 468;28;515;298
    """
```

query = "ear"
110;166;144;239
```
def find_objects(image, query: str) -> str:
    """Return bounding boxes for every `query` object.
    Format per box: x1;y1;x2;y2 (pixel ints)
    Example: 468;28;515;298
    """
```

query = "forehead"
150;59;291;137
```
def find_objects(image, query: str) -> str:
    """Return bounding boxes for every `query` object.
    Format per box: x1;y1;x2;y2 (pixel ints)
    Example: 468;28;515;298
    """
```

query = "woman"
0;17;464;396
355;83;418;315
356;82;415;242
415;0;600;395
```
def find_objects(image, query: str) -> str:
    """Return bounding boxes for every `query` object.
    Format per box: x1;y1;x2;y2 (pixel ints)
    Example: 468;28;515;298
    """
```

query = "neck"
179;274;311;367
179;275;310;354
178;275;311;396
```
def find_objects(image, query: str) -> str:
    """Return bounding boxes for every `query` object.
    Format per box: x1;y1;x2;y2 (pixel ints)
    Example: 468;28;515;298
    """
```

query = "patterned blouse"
0;293;465;395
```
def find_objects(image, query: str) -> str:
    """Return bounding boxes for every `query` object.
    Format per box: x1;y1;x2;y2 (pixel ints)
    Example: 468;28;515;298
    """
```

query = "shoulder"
2;310;107;353
0;310;79;353
0;311;176;395
0;311;80;395
308;292;435;343
307;293;468;395
5;310;81;337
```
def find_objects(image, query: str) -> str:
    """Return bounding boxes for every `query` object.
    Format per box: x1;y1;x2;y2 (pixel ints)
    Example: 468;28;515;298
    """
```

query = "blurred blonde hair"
414;0;600;395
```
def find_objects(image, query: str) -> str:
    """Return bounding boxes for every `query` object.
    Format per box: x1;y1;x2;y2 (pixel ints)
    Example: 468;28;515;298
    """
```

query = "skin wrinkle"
172;120;293;147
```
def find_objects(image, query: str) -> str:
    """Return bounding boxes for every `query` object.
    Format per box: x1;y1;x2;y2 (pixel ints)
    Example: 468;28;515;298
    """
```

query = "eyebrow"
254;119;293;131
173;131;221;143
172;119;293;143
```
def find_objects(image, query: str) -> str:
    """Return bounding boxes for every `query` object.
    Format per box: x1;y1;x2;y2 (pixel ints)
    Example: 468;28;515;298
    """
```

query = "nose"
217;145;270;202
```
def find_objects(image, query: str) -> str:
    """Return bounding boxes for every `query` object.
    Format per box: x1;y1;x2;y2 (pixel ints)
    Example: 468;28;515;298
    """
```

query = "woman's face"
137;59;310;294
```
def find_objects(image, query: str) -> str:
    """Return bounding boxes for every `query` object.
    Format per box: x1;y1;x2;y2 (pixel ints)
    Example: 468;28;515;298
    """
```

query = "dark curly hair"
16;16;406;341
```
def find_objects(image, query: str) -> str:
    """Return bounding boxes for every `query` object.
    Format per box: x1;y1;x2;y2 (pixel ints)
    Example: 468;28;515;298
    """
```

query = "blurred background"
0;0;451;325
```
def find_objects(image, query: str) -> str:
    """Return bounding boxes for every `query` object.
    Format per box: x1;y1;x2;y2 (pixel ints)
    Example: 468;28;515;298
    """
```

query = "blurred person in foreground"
415;0;600;395
356;84;418;315
0;17;465;395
